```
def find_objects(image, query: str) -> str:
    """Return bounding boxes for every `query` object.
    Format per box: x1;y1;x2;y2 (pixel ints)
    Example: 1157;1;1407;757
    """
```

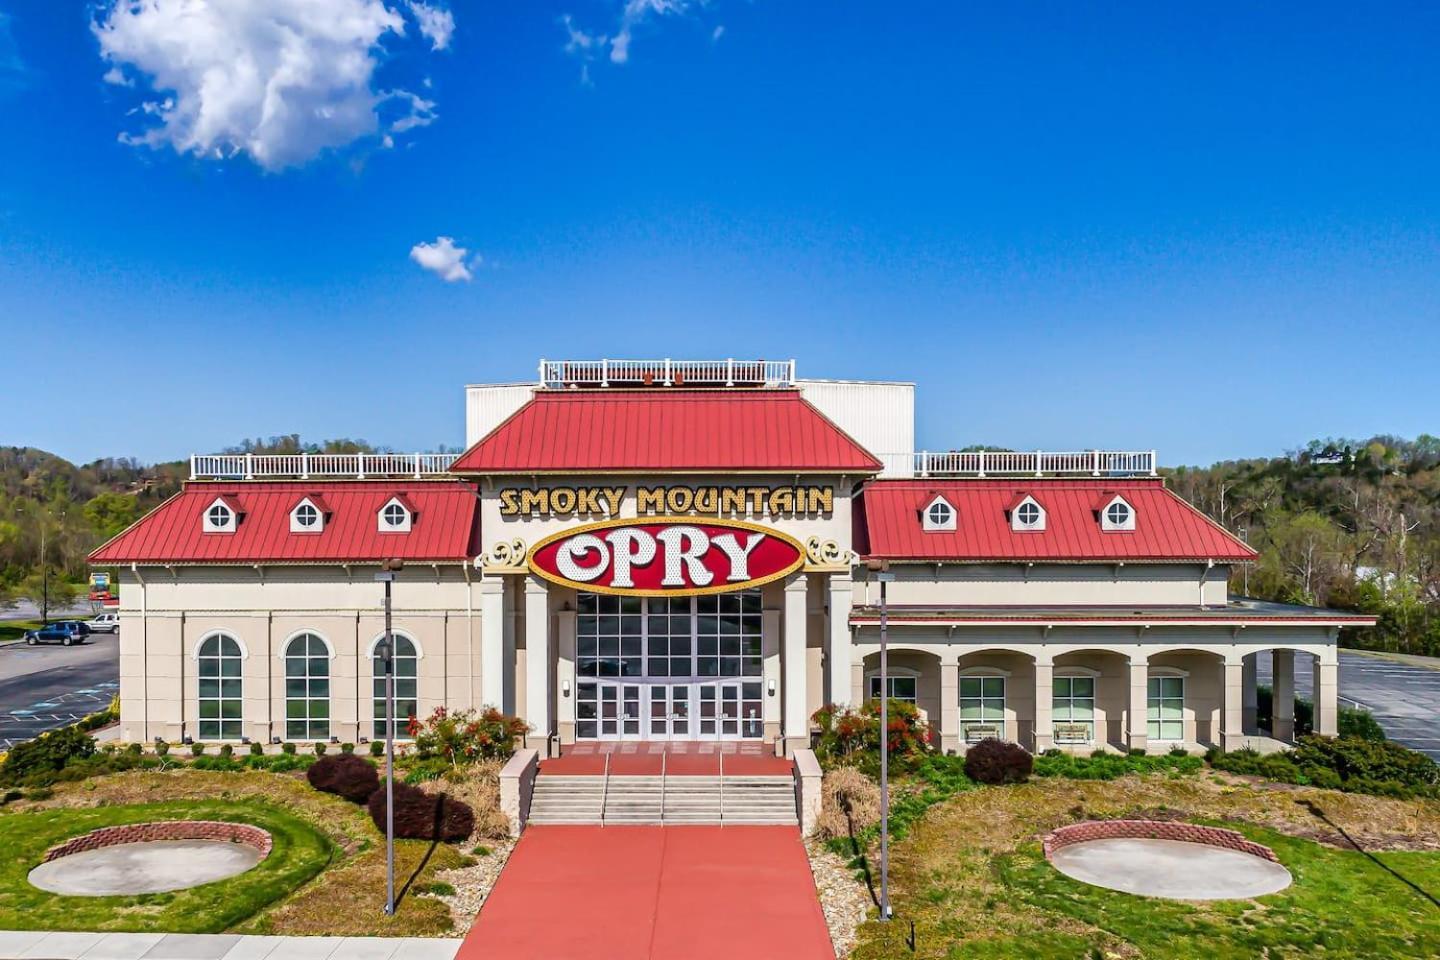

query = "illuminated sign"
527;517;805;597
498;485;833;518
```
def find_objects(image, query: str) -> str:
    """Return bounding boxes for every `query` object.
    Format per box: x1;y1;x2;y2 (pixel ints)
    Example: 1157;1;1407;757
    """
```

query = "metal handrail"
600;753;611;828
190;452;458;480
718;750;725;825
660;751;667;825
893;449;1159;478
539;358;796;389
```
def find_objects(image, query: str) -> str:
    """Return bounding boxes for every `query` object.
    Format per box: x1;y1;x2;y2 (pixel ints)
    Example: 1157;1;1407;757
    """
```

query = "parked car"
88;612;120;633
23;621;92;646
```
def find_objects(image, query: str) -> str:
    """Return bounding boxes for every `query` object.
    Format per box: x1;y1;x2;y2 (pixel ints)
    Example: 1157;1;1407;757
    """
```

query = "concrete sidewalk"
0;932;461;960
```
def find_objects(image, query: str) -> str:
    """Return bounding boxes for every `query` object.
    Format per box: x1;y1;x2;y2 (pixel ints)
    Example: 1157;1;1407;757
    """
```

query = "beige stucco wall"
850;562;1231;608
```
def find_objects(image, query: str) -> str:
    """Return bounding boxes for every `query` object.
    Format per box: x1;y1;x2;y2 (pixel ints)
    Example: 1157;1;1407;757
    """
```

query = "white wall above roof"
465;383;535;448
796;378;915;478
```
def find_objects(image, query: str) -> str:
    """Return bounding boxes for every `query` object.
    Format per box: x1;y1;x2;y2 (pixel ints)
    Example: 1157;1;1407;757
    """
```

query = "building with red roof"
92;359;1371;803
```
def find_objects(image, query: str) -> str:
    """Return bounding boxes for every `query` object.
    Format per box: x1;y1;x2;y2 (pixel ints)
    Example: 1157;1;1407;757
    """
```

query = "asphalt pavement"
1256;649;1440;761
0;632;120;749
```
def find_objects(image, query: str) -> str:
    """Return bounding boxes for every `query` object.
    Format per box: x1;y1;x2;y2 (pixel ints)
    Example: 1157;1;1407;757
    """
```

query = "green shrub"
1338;708;1386;742
2;789;24;804
155;740;170;756
402;756;452;784
190;756;244;772
812;700;931;775
313;742;328;756
26;787;53;801
369;740;385;757
282;742;297;755
124;742;143;756
190;742;205;757
1210;736;1439;798
249;741;264;756
219;744;234;759
340;742;355;755
425;882;456;896
1033;750;1202;781
0;726;96;785
411;707;529;765
243;753;314;773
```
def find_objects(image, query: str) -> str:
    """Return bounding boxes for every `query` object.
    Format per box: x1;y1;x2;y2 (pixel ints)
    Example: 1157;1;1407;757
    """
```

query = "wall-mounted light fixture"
562;679;571;698
767;678;777;697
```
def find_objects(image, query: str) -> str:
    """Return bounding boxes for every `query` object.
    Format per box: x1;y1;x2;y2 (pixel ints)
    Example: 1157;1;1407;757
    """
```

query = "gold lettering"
768;488;795;515
667;487;695;513
518;489;549;515
550;487;577;514
809;487;833;515
693;486;719;514
720;488;747;516
499;489;519;516
575;487;602;515
748;487;768;514
602;487;626;517
637;486;665;514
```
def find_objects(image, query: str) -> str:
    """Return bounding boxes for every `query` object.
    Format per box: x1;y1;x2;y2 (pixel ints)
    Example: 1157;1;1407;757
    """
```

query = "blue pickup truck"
23;621;91;646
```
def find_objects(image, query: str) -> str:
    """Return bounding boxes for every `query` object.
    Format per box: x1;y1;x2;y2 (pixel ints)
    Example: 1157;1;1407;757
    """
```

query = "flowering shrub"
411;707;530;765
812;699;930;774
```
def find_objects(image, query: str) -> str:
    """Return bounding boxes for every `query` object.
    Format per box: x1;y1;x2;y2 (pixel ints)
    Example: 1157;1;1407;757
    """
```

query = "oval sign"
527;517;805;597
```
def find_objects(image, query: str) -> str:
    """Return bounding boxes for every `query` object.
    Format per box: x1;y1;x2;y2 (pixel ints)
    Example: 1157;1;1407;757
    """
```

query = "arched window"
197;633;243;740
284;633;330;740
959;674;1006;743
372;633;418;740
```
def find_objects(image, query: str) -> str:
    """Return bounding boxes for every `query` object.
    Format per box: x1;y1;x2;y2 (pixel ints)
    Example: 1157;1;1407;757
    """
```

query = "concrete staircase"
526;772;797;826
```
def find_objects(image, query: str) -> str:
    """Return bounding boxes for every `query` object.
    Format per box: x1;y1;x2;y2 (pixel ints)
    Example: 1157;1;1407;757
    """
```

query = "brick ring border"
1042;819;1279;864
42;821;273;864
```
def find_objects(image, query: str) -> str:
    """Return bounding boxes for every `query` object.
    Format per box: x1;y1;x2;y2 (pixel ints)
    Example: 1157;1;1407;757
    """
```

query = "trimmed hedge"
366;782;474;841
307;754;380;803
1210;734;1439;798
963;738;1033;785
1033;749;1203;781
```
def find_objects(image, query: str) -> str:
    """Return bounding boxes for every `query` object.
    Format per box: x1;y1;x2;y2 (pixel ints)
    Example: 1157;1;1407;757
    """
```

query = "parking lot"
0;632;120;749
1257;649;1440;761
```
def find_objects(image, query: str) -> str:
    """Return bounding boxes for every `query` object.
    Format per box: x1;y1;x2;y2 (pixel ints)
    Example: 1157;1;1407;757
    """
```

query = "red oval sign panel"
527;517;805;597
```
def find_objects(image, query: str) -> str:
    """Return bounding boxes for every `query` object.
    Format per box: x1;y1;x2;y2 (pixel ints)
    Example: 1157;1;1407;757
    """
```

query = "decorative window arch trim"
289;497;328;534
278;630;336;659
865;665;920;680
1054;666;1101;679
378;495;415;533
1098;493;1136;532
191;630;249;660
1009;494;1047;532
366;630;424;660
921;493;957;532
1148;666;1190;678
957;665;1012;678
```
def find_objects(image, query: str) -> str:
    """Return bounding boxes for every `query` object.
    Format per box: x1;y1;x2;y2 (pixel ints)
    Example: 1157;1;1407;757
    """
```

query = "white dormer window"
203;498;237;533
1099;495;1136;531
1010;495;1046;532
379;496;413;533
922;494;956;532
290;497;327;534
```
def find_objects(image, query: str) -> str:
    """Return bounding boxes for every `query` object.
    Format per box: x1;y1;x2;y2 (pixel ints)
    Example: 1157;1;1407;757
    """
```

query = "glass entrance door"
696;682;764;739
648;684;692;740
577;681;643;740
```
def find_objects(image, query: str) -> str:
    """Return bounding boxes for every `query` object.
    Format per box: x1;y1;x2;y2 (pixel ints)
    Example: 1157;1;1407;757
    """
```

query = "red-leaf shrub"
306;753;380;804
963;738;1033;784
367;782;475;841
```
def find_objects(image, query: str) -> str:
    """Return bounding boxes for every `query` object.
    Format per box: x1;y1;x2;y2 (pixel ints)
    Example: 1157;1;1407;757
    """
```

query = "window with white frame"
1147;675;1184;740
1052;675;1096;743
959;675;1006;741
284;633;330;739
290;500;323;533
204;500;236;533
372;633;418;739
867;673;918;703
1100;496;1135;531
923;495;956;532
1012;497;1045;531
197;633;243;740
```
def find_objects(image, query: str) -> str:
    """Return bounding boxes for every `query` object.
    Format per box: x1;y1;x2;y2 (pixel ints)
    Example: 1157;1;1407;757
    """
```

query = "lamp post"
867;557;895;921
374;558;405;916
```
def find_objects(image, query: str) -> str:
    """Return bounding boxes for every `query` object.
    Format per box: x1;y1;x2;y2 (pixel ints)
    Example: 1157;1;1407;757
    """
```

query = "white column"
1221;656;1245;750
479;576;505;711
556;607;577;744
1033;657;1054;753
940;660;959;754
1242;654;1258;734
826;571;853;707
1312;648;1339;736
1126;656;1148;752
1272;648;1296;741
523;577;550;753
783;575;810;755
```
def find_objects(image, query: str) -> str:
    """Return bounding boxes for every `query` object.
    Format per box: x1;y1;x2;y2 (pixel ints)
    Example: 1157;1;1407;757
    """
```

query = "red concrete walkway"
460;826;833;960
539;741;793;777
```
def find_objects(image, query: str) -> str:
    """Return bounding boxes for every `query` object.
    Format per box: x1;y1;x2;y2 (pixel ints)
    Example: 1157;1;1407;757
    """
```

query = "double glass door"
578;680;763;741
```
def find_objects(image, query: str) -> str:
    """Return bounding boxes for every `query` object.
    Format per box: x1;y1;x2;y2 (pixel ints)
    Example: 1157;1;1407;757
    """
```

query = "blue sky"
1;1;1437;468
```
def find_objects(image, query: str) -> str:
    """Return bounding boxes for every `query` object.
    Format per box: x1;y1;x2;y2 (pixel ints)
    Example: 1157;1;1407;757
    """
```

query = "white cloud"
562;0;701;72
711;24;724;43
93;0;453;171
407;1;453;51
409;236;476;282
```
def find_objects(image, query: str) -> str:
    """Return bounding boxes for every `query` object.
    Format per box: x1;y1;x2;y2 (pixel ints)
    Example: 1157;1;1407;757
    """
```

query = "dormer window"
1098;494;1136;532
289;496;330;534
378;495;415;533
922;494;956;532
202;496;241;534
1009;494;1046;532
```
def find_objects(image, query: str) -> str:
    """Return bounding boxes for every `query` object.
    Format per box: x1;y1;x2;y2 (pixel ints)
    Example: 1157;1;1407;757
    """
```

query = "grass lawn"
0;620;39;643
1;768;474;936
849;774;1440;959
0;799;332;933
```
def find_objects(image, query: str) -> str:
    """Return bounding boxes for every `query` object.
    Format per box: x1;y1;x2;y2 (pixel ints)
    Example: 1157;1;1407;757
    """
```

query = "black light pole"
867;557;895;921
374;558;404;916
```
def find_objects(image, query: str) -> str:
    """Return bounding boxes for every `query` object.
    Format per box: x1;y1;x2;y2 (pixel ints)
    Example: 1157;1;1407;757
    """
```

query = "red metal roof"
449;389;883;474
855;478;1256;562
90;481;481;565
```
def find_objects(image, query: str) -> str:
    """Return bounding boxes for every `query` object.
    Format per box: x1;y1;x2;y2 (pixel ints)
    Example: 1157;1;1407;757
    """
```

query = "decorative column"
1242;654;1258;734
940;660;959;754
556;606;577;744
1312;648;1339;736
1126;655;1148;753
1272;648;1296;741
1032;657;1054;753
523;577;550;754
762;597;782;743
826;571;854;708
1221;656;1245;750
479;576;505;711
783;575;810;756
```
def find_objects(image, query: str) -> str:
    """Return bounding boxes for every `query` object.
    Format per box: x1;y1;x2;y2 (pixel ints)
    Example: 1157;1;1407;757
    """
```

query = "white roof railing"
190;453;458;480
539;358;796;389
899;450;1158;478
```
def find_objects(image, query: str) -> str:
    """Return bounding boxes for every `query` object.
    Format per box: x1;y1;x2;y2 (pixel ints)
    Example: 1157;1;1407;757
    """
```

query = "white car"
88;612;120;633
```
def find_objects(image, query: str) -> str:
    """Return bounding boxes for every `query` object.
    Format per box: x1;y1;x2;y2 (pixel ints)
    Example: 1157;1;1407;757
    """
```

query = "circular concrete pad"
1050;837;1292;900
28;839;262;896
